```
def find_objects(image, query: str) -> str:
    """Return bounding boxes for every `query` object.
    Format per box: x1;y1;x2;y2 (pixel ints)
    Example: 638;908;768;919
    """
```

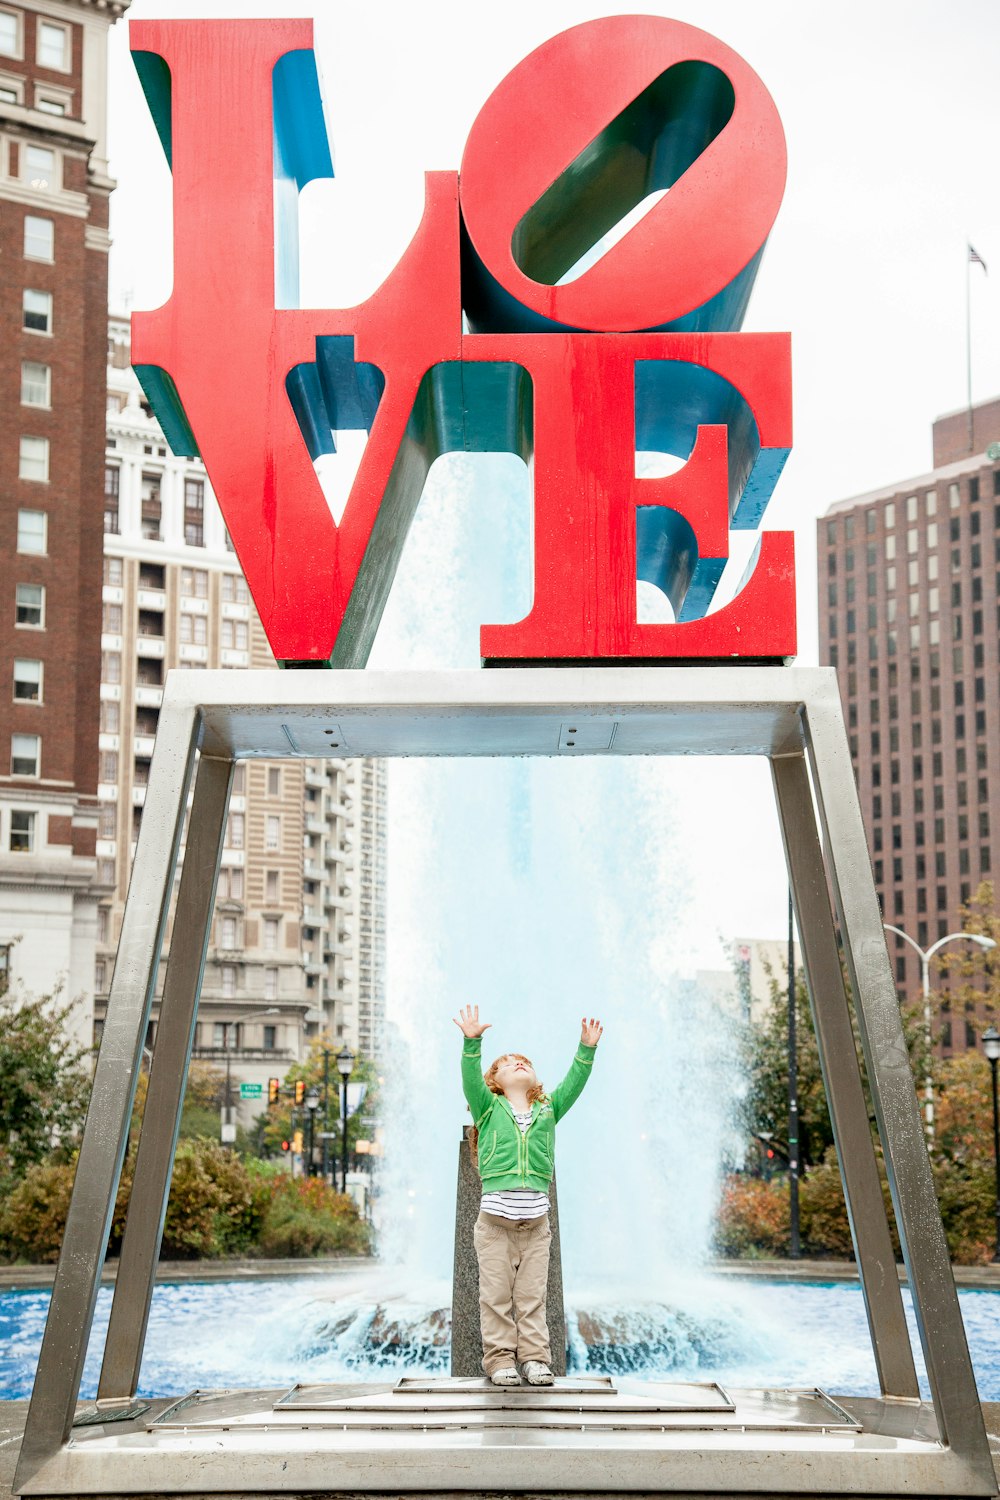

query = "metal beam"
771;751;918;1400
16;667;993;1497
14;701;199;1491
97;753;234;1402
804;696;995;1489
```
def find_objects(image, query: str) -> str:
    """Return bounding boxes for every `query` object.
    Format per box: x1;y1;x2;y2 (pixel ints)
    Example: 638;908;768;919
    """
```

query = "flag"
969;243;988;275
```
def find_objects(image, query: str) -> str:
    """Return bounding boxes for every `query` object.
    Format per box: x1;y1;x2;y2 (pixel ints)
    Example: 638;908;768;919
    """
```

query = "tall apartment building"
102;318;387;1107
0;0;127;1046
818;397;1000;1054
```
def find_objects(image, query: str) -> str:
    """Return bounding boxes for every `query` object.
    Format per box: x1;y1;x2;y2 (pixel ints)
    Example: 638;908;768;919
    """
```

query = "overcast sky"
105;1;1000;969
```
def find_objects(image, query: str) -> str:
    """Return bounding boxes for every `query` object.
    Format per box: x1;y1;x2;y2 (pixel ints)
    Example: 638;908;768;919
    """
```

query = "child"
454;1004;603;1386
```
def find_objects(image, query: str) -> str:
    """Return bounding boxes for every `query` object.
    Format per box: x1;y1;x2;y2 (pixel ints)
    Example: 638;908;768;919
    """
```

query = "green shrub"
0;1160;77;1262
714;1175;789;1257
258;1173;370;1258
798;1151;853;1257
933;1162;996;1264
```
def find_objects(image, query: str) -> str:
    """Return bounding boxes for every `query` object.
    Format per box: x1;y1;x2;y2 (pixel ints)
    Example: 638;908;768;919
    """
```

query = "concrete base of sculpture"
14;1379;967;1497
451;1130;566;1377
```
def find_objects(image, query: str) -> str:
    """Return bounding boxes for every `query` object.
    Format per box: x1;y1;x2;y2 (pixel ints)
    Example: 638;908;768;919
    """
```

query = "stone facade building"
0;0;127;1047
818;397;1000;1053
100;318;387;1111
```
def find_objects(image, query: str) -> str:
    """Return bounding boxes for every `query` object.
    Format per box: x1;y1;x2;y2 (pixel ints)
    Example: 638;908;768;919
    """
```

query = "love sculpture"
16;18;995;1500
129;15;794;665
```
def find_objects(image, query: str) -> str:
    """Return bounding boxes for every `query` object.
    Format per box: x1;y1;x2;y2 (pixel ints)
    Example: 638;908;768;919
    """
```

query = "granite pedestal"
451;1128;567;1376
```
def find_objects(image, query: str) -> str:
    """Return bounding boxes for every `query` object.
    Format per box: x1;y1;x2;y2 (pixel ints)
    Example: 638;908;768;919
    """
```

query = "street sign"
240;1082;263;1099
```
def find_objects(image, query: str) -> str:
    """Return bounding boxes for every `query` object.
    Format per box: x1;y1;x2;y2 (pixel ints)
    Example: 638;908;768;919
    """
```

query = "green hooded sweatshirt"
461;1035;597;1192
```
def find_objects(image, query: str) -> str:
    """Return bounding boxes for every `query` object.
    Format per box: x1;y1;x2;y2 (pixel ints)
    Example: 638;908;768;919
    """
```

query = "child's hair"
468;1054;546;1164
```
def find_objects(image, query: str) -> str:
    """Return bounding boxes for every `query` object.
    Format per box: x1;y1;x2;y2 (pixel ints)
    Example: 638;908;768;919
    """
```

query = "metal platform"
23;1378;956;1496
12;669;998;1497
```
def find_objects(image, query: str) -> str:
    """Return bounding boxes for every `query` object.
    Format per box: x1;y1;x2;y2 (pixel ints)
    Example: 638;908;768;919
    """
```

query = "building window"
266;869;280;903
15;583;44;628
221;964;236;998
140;473;161;541
23;289;52;335
178;612;207;646
0;9;21;56
183;478;204;548
181;567;208;598
222;573;248;603
220;915;238;949
37;20;69;70
265;814;280;850
263;918;279;951
264;967;278;1001
226;811;244;848
36;92;67;115
221;618;249;650
103;557;122;587
21;360;50;409
23;215;53;261
11;733;40;776
23;144;56;190
101;651;121;684
103;603;122;634
267;767;281;797
100;701;119;734
16;510;46;554
263;1025;276;1051
104;465;120;533
99;750;117;782
13;659;41;702
9;810;35;853
19;436;49;483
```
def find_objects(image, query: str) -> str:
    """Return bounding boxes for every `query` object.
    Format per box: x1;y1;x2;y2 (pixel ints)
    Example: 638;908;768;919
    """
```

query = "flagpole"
967;242;974;453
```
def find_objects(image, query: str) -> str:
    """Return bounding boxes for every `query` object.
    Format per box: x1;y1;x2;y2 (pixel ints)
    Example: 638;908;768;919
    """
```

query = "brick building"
818;397;1000;1053
0;0;127;1045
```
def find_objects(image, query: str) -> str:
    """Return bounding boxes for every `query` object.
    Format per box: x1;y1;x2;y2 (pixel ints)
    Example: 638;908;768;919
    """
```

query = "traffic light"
294;1079;306;1105
292;1130;303;1154
280;1139;291;1153
268;1077;280;1106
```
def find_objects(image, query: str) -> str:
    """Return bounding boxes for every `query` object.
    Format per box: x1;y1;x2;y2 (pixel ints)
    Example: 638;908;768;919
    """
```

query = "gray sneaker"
490;1366;521;1387
522;1361;554;1385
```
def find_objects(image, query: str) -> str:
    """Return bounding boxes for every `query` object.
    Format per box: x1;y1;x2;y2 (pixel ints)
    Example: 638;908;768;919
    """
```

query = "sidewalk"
4;1253;1000;1291
0;1254;376;1291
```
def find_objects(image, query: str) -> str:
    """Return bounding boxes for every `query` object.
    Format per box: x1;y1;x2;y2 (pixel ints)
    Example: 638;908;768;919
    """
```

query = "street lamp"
336;1045;355;1195
304;1088;320;1177
982;1026;1000;1263
884;924;996;1139
223;1006;280;1145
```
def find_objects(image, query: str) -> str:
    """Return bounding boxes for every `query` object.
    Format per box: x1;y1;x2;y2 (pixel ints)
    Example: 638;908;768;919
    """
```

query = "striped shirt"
480;1109;551;1221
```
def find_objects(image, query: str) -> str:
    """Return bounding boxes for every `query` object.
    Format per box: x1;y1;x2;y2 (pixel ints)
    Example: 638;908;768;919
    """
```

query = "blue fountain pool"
3;1271;1000;1402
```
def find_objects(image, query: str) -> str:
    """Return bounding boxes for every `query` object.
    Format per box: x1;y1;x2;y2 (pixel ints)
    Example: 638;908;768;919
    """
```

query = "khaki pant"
473;1211;551;1375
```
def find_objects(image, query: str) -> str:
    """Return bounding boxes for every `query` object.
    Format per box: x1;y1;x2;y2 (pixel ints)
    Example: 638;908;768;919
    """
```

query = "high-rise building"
0;0;128;1046
101;317;387;1109
818;398;1000;1054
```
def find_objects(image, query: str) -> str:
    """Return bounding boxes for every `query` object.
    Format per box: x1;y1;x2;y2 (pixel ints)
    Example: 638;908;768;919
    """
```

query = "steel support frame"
13;667;996;1498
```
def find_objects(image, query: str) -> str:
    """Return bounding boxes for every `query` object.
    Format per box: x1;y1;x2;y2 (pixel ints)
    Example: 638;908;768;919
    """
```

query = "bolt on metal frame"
13;667;996;1498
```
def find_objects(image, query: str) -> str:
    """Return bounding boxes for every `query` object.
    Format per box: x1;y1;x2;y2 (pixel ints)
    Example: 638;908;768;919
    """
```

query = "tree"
737;960;831;1172
934;880;1000;1043
0;990;92;1179
737;953;929;1173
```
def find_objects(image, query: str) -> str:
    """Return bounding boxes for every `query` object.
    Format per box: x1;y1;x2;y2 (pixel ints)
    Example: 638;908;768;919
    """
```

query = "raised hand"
454;1004;492;1039
580;1017;603;1047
